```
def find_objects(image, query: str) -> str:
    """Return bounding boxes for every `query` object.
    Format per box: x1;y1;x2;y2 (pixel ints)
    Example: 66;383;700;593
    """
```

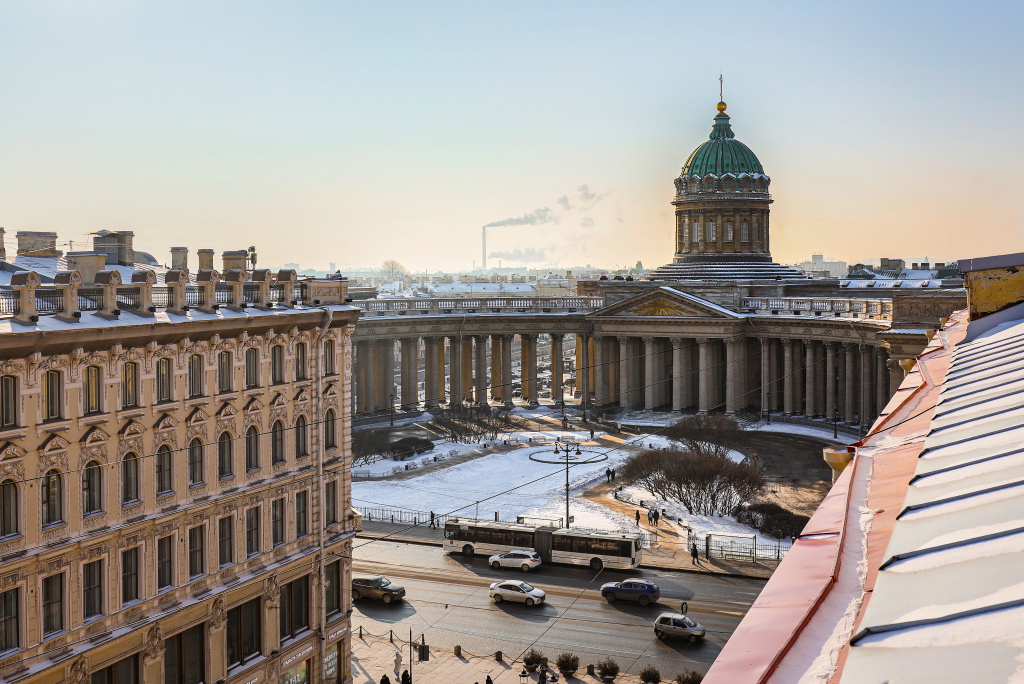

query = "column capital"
823;340;835;350
617;335;630;344
502;333;514;342
781;337;793;348
642;335;655;344
697;337;713;346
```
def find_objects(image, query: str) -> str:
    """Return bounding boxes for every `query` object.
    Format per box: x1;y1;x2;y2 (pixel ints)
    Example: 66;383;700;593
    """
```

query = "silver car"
654;612;706;642
489;580;546;606
488;550;542;572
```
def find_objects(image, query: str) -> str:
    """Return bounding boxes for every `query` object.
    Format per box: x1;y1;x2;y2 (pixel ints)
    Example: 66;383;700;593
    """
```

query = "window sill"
120;499;141;508
156;490;175;499
0;426;26;440
40;419;72;433
82;614;105;626
83;510;104;519
154;399;177;408
188;482;206;489
41;521;67;531
227;654;266;678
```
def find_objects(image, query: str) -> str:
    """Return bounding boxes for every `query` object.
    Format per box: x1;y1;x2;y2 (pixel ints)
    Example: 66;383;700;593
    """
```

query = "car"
654;612;706;642
352;575;406;604
489;550;542;572
600;579;661;606
489;580;546;606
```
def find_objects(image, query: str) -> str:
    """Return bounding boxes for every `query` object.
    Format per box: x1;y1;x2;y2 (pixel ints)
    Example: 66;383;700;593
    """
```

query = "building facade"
0;259;358;684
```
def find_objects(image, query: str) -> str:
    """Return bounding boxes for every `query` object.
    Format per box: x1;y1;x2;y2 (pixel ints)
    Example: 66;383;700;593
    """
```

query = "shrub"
596;658;619;679
523;648;544;668
735;502;810;540
674;671;704;684
556;653;579;673
389;436;434;458
639;666;661;684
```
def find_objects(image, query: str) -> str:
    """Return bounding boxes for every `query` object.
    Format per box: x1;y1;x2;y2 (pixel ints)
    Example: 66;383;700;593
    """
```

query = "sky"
1;1;1022;273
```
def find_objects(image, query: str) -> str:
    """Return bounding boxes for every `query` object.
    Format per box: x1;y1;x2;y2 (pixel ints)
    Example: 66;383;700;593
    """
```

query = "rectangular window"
724;220;734;242
753;220;760;242
226;598;262;669
325;560;341;615
157;536;174;590
121;363;138;408
188;526;205;578
681;221;689;245
705;221;716;242
323;340;336;375
165;624;206;684
295;491;308;538
245;508;260;557
295;343;307;381
121;548;139;604
219;517;234;567
91;654;139;684
0;588;18;653
272;498;285;547
83;366;102;414
271;347;284;384
325;481;337;525
156;358;173;402
740;221;750;243
42;573;63;635
218;352;232;392
245;348;260;388
83;560;103;620
279;576;310;641
0;375;17;427
188;356;204;398
42;370;62;420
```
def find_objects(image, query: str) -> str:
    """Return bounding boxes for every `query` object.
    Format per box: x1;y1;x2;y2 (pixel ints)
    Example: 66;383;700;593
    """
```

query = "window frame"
271;345;284;385
121;362;139;409
0;480;18;538
156;357;173;403
218;351;233;393
41;470;63;526
324;409;336;449
82;559;104;620
226;598;262;670
218;516;234;567
245;507;260;557
294;415;308;458
245;347;260;388
294;342;307;381
279;575;310;641
272;498;286;548
164;623;206;684
83;365;102;415
121;547;139;605
188;354;204;398
188;526;205;579
0;375;17;427
323;339;336;375
325;560;341;616
82;461;103;515
0;587;19;654
42;572;63;636
41;370;63;421
121;452;140;504
325;480;337;525
156;445;173;495
271;421;285;464
188;439;204;486
295;491;308;539
245;426;260;471
157;535;174;591
217;432;234;479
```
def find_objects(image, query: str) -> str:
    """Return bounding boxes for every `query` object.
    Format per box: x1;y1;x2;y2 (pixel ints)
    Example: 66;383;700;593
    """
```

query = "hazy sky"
1;1;1022;272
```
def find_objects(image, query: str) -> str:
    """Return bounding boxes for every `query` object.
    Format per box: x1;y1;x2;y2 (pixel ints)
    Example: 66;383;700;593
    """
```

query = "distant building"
796;253;847;278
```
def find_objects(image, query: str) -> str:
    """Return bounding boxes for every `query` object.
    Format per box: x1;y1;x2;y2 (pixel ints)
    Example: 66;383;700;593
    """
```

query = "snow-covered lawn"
745;421;851;443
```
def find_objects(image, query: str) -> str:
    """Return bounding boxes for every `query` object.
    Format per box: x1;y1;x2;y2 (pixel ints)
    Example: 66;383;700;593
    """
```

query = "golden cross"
719;74;723;101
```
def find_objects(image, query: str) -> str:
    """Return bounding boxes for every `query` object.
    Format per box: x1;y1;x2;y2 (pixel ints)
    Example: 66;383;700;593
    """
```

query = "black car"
352;575;406;604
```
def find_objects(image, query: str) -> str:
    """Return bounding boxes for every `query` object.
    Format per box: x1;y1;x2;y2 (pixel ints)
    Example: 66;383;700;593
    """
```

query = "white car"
488;550;542;572
489;580;546;606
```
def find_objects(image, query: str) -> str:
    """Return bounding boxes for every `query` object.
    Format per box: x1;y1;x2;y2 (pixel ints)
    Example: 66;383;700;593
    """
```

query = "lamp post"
553;441;581;528
833;366;840;439
766;389;772;425
520;669;530;684
390;392;395;427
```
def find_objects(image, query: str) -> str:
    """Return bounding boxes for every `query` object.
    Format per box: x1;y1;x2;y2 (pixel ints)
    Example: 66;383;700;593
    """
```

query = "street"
352;539;766;677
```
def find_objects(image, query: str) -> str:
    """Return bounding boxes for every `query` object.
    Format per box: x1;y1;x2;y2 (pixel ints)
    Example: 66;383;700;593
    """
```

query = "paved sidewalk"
353;635;646;684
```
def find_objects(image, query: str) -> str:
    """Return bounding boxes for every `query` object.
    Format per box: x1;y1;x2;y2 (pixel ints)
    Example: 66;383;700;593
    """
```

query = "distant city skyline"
1;2;1021;272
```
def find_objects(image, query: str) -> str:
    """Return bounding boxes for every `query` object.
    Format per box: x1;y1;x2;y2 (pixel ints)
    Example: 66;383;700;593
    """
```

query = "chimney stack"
223;250;248;272
959;252;1024;322
198;249;214;271
16;231;60;257
170;247;188;271
0;227;5;260
66;252;110;285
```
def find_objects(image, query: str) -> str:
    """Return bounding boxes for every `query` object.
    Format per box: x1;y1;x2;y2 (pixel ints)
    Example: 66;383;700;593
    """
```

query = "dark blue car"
600;579;661;605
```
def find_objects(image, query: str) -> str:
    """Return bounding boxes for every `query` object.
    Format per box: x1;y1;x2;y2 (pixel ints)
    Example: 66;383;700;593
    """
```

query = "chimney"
959;252;1024;322
198;249;214;271
91;230;135;265
0;227;5;260
223;250;248;272
16;231;60;257
171;247;188;271
66;252;110;285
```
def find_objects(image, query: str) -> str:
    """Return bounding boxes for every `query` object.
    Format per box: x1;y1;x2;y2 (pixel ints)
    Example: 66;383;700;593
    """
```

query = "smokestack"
482;226;486;272
170;247;188;271
197;249;214;271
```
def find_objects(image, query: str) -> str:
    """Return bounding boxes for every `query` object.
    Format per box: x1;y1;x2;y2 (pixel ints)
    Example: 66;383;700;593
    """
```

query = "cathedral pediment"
591;287;741;319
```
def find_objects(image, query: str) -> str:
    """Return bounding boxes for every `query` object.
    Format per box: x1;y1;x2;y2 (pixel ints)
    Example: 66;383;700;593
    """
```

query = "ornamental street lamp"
520;669;530;684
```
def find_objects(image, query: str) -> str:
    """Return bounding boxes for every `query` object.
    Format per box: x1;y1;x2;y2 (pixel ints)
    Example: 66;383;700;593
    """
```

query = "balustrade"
35;288;64;313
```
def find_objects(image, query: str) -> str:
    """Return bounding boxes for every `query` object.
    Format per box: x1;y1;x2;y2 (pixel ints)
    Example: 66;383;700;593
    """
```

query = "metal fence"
117;286;141;310
705;533;790;563
243;283;260;303
185;286;205;307
35;289;64;314
0;291;20;315
214;285;232;304
152;287;171;308
78;288;103;311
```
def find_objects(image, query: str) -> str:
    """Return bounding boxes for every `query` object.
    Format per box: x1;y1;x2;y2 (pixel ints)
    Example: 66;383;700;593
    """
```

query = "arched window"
188;439;204;485
41;470;62;526
271;346;284;384
245;348;260;388
156;445;173;494
122;453;139;503
218;432;233;479
0;480;18;537
0;375;17;427
323;339;336;375
82;461;102;514
121;362;139;408
324;409;337;449
156;357;173;402
188;354;204;398
295;342;307;381
83;366;102;414
245;426;260;471
271;421;285;464
218;351;233;392
42;370;63;420
294;416;308;458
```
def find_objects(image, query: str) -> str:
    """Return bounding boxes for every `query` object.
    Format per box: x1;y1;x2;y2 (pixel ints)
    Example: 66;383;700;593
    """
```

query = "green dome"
680;105;765;178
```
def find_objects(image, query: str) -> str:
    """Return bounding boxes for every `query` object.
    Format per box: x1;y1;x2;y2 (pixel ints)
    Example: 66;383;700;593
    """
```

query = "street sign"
568;516;575;523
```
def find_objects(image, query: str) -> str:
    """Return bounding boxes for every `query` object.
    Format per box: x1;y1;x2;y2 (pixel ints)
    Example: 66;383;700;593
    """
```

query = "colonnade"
353;332;899;428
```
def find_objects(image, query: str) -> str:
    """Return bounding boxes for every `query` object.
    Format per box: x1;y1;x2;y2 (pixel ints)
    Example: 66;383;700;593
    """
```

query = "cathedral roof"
679;102;765;178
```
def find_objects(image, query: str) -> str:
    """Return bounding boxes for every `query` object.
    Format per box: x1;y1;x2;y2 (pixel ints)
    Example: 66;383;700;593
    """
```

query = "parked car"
489;580;546;606
489;550;542;572
654;612;706;642
352;575;406;604
600;579;661;606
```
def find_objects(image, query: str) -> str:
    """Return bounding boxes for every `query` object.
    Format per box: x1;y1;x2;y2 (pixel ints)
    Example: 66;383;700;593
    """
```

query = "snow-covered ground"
616;485;774;544
746;421;851;443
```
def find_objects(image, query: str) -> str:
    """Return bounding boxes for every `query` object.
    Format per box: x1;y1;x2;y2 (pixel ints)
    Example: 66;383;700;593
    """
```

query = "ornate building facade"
0;249;358;684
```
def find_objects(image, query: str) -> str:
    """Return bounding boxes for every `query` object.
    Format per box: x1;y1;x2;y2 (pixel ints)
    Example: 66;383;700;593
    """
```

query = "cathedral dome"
679;103;765;178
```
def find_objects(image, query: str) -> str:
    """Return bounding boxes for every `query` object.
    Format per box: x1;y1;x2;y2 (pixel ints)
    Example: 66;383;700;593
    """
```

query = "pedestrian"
590;428;595;440
394;650;402;677
381;675;391;684
654;510;660;527
486;676;494;684
611;468;616;481
539;668;548;684
647;510;653;525
691;542;699;565
635;510;641;526
605;468;611;483
429;511;436;529
402;670;411;684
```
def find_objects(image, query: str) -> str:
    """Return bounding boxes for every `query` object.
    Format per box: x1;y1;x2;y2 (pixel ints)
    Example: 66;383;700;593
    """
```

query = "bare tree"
431;405;529;443
379;259;411;281
663;414;742;459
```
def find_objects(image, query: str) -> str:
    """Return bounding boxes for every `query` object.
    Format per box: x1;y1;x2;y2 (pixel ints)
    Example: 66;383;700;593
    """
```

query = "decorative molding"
210;595;226;629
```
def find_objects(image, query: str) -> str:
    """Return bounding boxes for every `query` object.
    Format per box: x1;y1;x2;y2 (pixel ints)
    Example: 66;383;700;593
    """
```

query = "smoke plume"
484;207;557;228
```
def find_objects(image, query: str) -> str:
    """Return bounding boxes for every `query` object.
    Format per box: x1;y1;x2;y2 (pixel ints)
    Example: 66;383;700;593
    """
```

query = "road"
352;539;766;677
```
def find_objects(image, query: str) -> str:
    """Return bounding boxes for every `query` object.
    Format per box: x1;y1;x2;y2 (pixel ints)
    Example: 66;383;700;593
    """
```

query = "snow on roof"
432;282;537;294
0;255;181;286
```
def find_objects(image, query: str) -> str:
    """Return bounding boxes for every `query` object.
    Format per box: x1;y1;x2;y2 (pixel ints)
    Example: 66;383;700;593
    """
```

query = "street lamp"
766;389;772;425
833;366;840;439
520;669;530;684
389;392;395;427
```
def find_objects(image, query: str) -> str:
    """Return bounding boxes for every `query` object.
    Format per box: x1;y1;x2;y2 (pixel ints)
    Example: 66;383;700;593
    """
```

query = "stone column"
860;345;872;428
523;334;539;406
461;338;474;402
400;338;417;409
804;340;816;417
501;334;514;407
593;335;606;408
362;341;376;413
142;625;165;682
876;347;889;414
782;339;795;415
644;337;657;410
490;334;503;402
888;358;905;398
671;338;685;411
381;339;395;411
760;338;771;415
725;338;745;413
580;334;591;413
698;338;714;413
475;336;488;406
825;342;837;422
449;335;463;406
437;337;447;405
551;334;564;407
844;343;857;423
618;336;631;408
424;337;439;409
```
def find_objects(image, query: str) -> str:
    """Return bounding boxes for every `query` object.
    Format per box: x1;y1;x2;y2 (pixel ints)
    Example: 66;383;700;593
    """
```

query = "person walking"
539;667;548;684
380;675;392;684
486;676;494;684
691;542;699;565
402;670;411;684
611;468;616;482
429;511;436;529
647;510;653;525
653;510;660;527
590;428;595;441
394;650;402;678
635;510;641;526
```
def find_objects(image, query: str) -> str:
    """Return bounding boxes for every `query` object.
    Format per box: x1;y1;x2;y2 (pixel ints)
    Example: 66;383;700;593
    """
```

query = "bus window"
514;532;535;547
618;541;633;557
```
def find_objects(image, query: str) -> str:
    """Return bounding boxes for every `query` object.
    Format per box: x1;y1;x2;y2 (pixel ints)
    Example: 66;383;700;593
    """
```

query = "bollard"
496;651;503;663
390;630;393;643
587;664;595;676
359;625;363;639
454;645;462;658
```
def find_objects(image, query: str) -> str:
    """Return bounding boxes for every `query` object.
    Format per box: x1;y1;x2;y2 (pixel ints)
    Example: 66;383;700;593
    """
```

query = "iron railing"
243;283;260;303
214;284;232;304
152;287;171;308
353;296;604;315
117;286;141;310
78;288;103;311
35;289;64;314
185;286;205;307
0;291;20;315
